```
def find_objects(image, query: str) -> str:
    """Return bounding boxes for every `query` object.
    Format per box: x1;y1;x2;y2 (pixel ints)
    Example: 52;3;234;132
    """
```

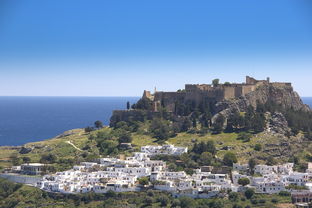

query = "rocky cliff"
213;84;311;122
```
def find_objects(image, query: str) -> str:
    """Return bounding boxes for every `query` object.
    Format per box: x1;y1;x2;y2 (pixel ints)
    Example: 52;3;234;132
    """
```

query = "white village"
2;144;312;207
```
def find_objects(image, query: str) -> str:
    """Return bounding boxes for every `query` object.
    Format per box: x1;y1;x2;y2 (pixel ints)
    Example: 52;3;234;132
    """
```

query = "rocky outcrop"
266;112;291;135
212;84;311;123
19;146;32;154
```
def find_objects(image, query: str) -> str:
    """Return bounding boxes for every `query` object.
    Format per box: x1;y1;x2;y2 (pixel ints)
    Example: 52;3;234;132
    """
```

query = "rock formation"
212;83;310;123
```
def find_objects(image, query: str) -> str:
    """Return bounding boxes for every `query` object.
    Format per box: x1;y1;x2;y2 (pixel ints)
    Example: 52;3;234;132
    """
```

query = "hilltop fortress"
143;76;291;112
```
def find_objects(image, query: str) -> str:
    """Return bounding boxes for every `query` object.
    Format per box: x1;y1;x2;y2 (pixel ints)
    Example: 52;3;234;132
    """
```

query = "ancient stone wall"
141;76;289;113
242;85;255;96
143;90;153;100
223;86;236;99
234;85;243;97
246;76;258;85
154;91;185;112
271;82;292;88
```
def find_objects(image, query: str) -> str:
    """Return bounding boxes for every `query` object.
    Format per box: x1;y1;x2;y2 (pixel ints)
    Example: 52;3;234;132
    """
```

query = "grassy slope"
0;126;310;169
0;128;99;169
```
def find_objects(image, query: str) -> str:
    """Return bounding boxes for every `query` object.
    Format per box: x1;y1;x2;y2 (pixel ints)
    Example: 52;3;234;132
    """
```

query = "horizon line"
0;95;141;98
0;95;311;98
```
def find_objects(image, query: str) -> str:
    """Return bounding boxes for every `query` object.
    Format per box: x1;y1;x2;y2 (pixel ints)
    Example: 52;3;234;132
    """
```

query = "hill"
1;77;311;172
0;76;311;208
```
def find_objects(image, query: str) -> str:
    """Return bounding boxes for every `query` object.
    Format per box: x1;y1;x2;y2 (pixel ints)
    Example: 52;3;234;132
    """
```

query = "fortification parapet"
138;76;290;113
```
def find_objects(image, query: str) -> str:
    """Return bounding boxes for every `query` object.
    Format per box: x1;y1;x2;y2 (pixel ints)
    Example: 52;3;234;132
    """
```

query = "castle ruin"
143;76;291;112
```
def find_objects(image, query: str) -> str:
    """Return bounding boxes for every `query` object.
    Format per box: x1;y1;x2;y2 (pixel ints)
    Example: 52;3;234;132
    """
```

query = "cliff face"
213;84;311;122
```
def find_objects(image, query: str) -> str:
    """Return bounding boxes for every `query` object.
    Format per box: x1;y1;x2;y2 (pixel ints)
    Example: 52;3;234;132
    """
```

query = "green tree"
212;114;225;134
144;196;153;205
132;97;153;110
84;126;94;133
22;157;31;163
212;79;220;87
244;188;255;199
150;118;172;141
206;140;217;155
229;192;239;202
98;140;119;155
181;117;192;132
118;132;132;143
252;113;265;133
94;120;103;129
179;196;196;208
138;177;149;186
223;152;237;166
199;152;213;166
192;117;197;128
254;143;262;151
248;158;257;175
10;154;22;166
40;153;57;164
157;195;170;207
126;101;130;110
238;178;250;186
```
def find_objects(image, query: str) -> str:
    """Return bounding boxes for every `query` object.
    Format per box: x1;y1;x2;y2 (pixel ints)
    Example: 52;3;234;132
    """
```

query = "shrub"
211;115;225;134
144;196;153;205
279;191;291;196
22;156;31;163
150;118;172;140
238;178;250;186
84;126;94;133
172;199;180;207
223;152;238;166
147;189;154;197
244;188;255;199
94;120;103;129
271;198;278;203
179;196;196;208
118;132;132;143
40;153;57;164
157;195;170;207
138;177;149;186
237;132;252;142
254;143;262;151
233;204;243;208
251;199;258;204
229;192;239;202
106;190;116;197
259;199;266;204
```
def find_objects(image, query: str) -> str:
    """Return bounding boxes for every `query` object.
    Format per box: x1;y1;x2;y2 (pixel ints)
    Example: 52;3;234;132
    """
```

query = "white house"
140;145;187;156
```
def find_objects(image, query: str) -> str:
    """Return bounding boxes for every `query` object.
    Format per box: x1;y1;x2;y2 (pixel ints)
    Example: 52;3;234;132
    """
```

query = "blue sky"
0;0;312;96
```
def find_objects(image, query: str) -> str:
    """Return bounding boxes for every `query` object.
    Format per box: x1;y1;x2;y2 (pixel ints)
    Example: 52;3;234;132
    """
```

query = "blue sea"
0;97;139;146
0;96;311;146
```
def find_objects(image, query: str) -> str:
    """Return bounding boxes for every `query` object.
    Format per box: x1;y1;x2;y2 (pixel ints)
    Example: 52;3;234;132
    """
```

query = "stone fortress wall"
143;76;291;112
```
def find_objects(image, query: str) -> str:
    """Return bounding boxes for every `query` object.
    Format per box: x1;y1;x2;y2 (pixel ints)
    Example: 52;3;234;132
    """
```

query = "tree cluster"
226;105;265;134
90;129;133;156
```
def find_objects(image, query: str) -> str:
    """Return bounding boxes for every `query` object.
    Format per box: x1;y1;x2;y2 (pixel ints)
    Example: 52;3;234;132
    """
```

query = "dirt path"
66;141;83;151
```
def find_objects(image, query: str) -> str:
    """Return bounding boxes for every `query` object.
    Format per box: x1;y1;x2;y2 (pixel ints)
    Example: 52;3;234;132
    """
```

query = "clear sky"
0;0;311;96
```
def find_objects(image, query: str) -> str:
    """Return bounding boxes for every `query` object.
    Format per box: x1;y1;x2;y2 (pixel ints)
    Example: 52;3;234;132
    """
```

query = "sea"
0;96;311;146
0;97;139;146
